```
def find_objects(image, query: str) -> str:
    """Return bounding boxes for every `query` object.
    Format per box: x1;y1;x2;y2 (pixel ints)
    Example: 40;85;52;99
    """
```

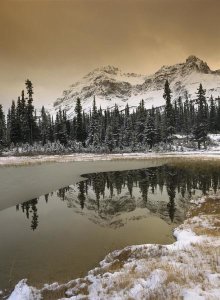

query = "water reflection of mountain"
16;165;220;230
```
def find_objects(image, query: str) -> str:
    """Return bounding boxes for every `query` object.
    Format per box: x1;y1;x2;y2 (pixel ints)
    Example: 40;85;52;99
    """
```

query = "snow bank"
7;280;40;300
7;195;220;299
208;133;220;142
1;151;220;167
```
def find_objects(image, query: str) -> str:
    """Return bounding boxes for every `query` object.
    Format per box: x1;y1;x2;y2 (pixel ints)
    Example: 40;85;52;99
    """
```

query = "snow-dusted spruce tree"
121;104;133;148
9;100;18;144
87;97;99;147
15;96;22;143
0;104;6;150
163;80;175;142
20;90;29;143
55;109;68;145
26;79;38;145
98;106;104;147
174;96;184;134
135;100;146;146
105;124;114;152
209;95;217;132
112;104;121;148
40;106;49;145
74;97;84;143
193;84;208;149
154;108;162;144
217;102;220;132
144;107;156;149
183;92;191;141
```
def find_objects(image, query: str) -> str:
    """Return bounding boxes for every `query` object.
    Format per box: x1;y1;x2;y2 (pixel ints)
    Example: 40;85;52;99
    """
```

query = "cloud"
0;0;219;106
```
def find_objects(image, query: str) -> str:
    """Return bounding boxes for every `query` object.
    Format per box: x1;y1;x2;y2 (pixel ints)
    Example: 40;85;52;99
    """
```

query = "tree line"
0;79;220;152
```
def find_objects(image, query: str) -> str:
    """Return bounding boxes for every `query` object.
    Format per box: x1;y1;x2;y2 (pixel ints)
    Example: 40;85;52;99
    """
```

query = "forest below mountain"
0;79;220;154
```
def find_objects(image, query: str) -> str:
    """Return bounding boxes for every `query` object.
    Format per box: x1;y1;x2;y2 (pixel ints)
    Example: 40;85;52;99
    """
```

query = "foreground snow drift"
8;195;220;299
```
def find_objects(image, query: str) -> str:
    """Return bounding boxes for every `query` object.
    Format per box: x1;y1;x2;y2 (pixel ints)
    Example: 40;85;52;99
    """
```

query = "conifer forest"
0;79;219;154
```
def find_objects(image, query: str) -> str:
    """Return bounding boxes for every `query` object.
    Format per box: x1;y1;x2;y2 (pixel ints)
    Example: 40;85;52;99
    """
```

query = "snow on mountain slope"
52;56;220;118
52;66;147;118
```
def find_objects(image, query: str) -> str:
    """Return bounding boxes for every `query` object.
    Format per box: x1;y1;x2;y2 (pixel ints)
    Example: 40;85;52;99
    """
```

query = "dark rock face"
185;55;211;74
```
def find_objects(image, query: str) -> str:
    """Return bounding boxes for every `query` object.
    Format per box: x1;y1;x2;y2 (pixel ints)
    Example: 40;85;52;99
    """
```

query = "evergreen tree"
122;113;133;147
163;80;175;140
10;101;18;144
0;104;6;148
25;79;36;144
216;101;220;132
16;97;23;143
154;108;162;143
136;100;146;144
193;84;208;149
144;107;156;149
87;97;99;147
6;108;11;144
183;94;190;141
209;95;216;132
55;108;67;145
74;98;84;143
105;124;114;152
20;90;29;143
175;97;184;133
48;115;54;142
112;104;121;148
40;106;49;145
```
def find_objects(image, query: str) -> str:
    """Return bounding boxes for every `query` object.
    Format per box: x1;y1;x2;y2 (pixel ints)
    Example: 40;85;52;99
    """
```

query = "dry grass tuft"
189;197;220;217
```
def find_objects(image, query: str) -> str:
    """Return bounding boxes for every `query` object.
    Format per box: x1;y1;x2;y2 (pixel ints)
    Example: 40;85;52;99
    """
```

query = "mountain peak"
87;65;120;76
186;55;202;63
185;55;210;73
100;65;119;73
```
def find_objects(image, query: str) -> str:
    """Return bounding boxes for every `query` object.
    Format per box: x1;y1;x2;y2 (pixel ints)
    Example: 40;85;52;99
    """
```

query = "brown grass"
188;197;220;217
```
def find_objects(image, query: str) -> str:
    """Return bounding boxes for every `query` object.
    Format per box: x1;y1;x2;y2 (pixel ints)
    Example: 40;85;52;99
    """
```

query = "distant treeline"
0;79;220;152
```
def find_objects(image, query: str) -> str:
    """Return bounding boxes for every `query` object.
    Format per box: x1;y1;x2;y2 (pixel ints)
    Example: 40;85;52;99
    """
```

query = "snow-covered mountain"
52;56;220;118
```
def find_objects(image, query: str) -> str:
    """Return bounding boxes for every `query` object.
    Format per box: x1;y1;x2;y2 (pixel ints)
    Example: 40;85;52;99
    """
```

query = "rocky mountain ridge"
52;55;220;117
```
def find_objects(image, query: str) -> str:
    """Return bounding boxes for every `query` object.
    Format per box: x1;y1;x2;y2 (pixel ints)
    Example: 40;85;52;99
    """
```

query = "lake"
0;158;220;294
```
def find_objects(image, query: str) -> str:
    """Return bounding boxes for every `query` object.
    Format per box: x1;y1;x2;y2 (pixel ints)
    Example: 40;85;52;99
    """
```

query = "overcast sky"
0;0;220;108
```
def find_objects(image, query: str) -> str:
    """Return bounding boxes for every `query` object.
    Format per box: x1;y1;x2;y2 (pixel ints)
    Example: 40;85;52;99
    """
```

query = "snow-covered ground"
1;150;220;167
1;134;220;165
8;194;220;299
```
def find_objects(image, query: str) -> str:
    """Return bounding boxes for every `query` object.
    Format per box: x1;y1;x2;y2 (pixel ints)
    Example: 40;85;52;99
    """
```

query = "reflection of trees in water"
30;199;38;231
78;181;86;210
16;198;39;230
57;186;70;201
44;194;49;203
16;164;220;228
80;165;220;222
166;170;177;222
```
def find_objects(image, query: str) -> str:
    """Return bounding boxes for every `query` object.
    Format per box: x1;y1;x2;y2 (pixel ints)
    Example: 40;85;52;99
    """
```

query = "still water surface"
0;159;220;292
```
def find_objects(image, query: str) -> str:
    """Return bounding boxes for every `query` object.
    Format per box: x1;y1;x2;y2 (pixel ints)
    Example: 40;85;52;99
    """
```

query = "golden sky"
0;0;220;107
